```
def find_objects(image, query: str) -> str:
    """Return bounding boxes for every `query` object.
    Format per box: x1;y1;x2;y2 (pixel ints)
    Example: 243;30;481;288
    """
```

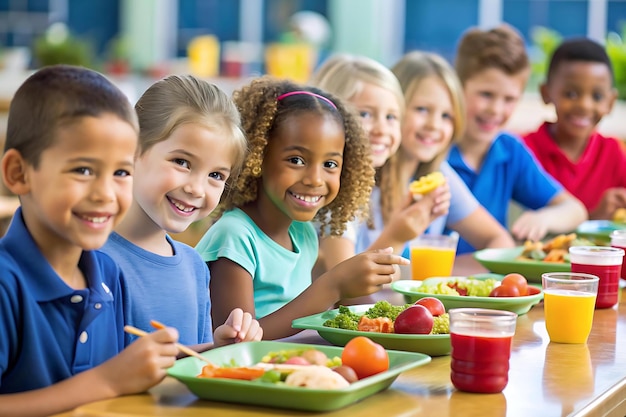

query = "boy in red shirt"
523;37;626;220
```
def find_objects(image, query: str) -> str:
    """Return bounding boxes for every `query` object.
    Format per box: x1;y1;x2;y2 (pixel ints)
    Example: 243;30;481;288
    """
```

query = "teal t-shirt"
195;208;318;318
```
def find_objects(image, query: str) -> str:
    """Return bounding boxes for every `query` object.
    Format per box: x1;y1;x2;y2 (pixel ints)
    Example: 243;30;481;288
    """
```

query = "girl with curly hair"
195;76;408;339
310;54;450;280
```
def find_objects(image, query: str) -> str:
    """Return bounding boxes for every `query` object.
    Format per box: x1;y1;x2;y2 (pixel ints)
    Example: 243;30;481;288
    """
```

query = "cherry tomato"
489;284;520;297
415;297;446;316
341;336;389;379
501;273;528;296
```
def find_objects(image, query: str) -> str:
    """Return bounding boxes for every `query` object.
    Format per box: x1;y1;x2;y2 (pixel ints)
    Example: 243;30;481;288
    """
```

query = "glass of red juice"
610;230;626;281
449;308;517;393
569;246;624;309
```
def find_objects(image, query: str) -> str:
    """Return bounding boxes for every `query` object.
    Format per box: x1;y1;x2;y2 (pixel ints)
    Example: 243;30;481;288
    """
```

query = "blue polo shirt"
448;132;562;253
0;208;126;393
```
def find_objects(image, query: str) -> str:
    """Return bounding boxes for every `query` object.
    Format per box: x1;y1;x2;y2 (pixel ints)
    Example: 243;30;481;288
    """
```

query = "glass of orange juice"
541;272;599;344
409;233;458;280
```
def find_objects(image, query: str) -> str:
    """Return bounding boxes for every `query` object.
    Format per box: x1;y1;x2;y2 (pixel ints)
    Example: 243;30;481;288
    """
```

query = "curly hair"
217;76;375;236
455;23;529;84
310;53;404;226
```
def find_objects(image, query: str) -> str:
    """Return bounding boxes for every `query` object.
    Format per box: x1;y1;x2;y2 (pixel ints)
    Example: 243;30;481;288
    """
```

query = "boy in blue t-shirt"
0;65;179;416
448;24;587;253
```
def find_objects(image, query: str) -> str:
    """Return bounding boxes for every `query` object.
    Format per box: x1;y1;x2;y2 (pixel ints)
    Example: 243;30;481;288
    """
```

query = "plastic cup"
610;230;626;281
569;246;624;309
409;233;458;280
449;308;517;393
542;272;599;343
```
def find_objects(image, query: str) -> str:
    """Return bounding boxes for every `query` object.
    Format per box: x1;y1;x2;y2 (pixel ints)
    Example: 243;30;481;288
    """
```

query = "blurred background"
1;0;626;92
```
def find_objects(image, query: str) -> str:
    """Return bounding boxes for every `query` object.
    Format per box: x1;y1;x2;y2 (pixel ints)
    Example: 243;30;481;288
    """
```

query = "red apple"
415;297;446;316
394;305;434;334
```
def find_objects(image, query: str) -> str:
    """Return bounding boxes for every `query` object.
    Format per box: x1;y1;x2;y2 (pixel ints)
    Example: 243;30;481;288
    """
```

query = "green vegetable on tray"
417;278;499;297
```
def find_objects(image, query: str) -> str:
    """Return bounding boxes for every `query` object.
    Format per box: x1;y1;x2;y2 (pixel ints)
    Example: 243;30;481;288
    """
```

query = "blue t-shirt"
0;208;125;394
448;132;562;253
101;232;212;346
195;208;318;318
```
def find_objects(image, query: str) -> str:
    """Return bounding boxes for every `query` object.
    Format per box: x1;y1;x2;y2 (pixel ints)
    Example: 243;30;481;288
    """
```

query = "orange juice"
544;289;596;343
410;246;455;280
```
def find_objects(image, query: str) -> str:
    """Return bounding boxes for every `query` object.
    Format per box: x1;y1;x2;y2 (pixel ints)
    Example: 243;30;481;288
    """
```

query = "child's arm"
320;185;450;273
451;206;516;250
589;188;626;220
511;191;587;241
0;328;178;417
213;308;263;347
371;185;450;253
209;249;408;340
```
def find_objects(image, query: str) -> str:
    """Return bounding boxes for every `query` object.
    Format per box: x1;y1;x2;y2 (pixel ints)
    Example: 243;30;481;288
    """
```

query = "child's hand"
96;328;179;396
590;188;626;220
214;308;263;347
386;185;450;244
511;211;550;242
332;247;410;298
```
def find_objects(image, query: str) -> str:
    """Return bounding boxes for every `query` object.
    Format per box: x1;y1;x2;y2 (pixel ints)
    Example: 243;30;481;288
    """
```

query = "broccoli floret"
323;306;360;330
431;313;450;334
364;301;410;321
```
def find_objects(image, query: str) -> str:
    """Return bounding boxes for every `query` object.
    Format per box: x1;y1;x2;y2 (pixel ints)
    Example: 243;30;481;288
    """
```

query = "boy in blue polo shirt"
447;24;587;253
0;66;180;416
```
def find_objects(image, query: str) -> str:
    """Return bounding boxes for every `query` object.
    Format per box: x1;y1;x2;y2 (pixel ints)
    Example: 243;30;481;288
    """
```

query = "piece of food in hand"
285;365;350;389
394;304;434;334
613;208;626;223
409;171;446;197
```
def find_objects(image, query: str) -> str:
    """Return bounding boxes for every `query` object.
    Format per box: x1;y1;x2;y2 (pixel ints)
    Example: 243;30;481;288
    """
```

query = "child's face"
260;112;344;223
462;68;527;143
22;114;137;251
400;76;455;163
541;61;616;143
133;123;235;234
350;82;401;168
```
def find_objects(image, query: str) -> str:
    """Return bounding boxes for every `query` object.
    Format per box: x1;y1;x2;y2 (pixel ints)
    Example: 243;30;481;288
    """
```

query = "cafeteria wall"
2;0;626;71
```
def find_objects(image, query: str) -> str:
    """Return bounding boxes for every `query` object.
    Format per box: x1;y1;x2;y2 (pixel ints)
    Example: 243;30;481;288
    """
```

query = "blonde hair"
221;76;375;236
392;51;466;180
311;54;404;225
135;75;247;191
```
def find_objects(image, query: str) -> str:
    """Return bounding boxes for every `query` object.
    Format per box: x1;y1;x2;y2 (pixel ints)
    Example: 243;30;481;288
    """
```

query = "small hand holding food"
214;308;263;347
511;211;550;242
99;327;179;396
332;247;409;298
591;187;626;220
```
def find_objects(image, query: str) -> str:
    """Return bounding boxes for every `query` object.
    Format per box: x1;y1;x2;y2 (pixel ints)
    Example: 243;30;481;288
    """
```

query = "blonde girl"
392;51;514;253
102;75;263;350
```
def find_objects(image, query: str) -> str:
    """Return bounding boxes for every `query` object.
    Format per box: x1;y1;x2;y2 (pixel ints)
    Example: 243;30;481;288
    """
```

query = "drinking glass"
409;233;458;280
449;308;517;393
542;272;599;343
569;246;623;309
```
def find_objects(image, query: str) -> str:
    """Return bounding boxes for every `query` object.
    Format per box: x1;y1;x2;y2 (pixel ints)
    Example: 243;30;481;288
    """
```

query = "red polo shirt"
523;122;626;212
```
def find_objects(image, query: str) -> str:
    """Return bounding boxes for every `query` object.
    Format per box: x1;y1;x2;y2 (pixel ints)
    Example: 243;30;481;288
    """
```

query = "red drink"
571;263;621;309
612;244;626;280
450;333;513;393
570;246;624;309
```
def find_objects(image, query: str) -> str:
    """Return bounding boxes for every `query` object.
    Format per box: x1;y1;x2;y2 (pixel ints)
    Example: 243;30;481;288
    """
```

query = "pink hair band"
276;91;337;110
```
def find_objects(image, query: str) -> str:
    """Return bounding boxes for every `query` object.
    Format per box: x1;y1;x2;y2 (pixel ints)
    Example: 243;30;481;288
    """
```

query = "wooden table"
54;256;626;417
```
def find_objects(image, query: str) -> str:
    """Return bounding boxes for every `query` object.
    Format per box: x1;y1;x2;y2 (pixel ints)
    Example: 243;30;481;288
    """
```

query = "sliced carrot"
357;316;394;333
150;320;167;330
198;366;265;380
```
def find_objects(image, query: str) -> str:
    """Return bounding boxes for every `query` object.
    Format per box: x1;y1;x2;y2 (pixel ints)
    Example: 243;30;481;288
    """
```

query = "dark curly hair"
216;76;375;236
546;37;613;83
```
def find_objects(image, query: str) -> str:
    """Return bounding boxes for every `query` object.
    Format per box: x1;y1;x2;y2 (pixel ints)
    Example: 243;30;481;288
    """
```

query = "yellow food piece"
613;208;626;223
409;172;446;195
